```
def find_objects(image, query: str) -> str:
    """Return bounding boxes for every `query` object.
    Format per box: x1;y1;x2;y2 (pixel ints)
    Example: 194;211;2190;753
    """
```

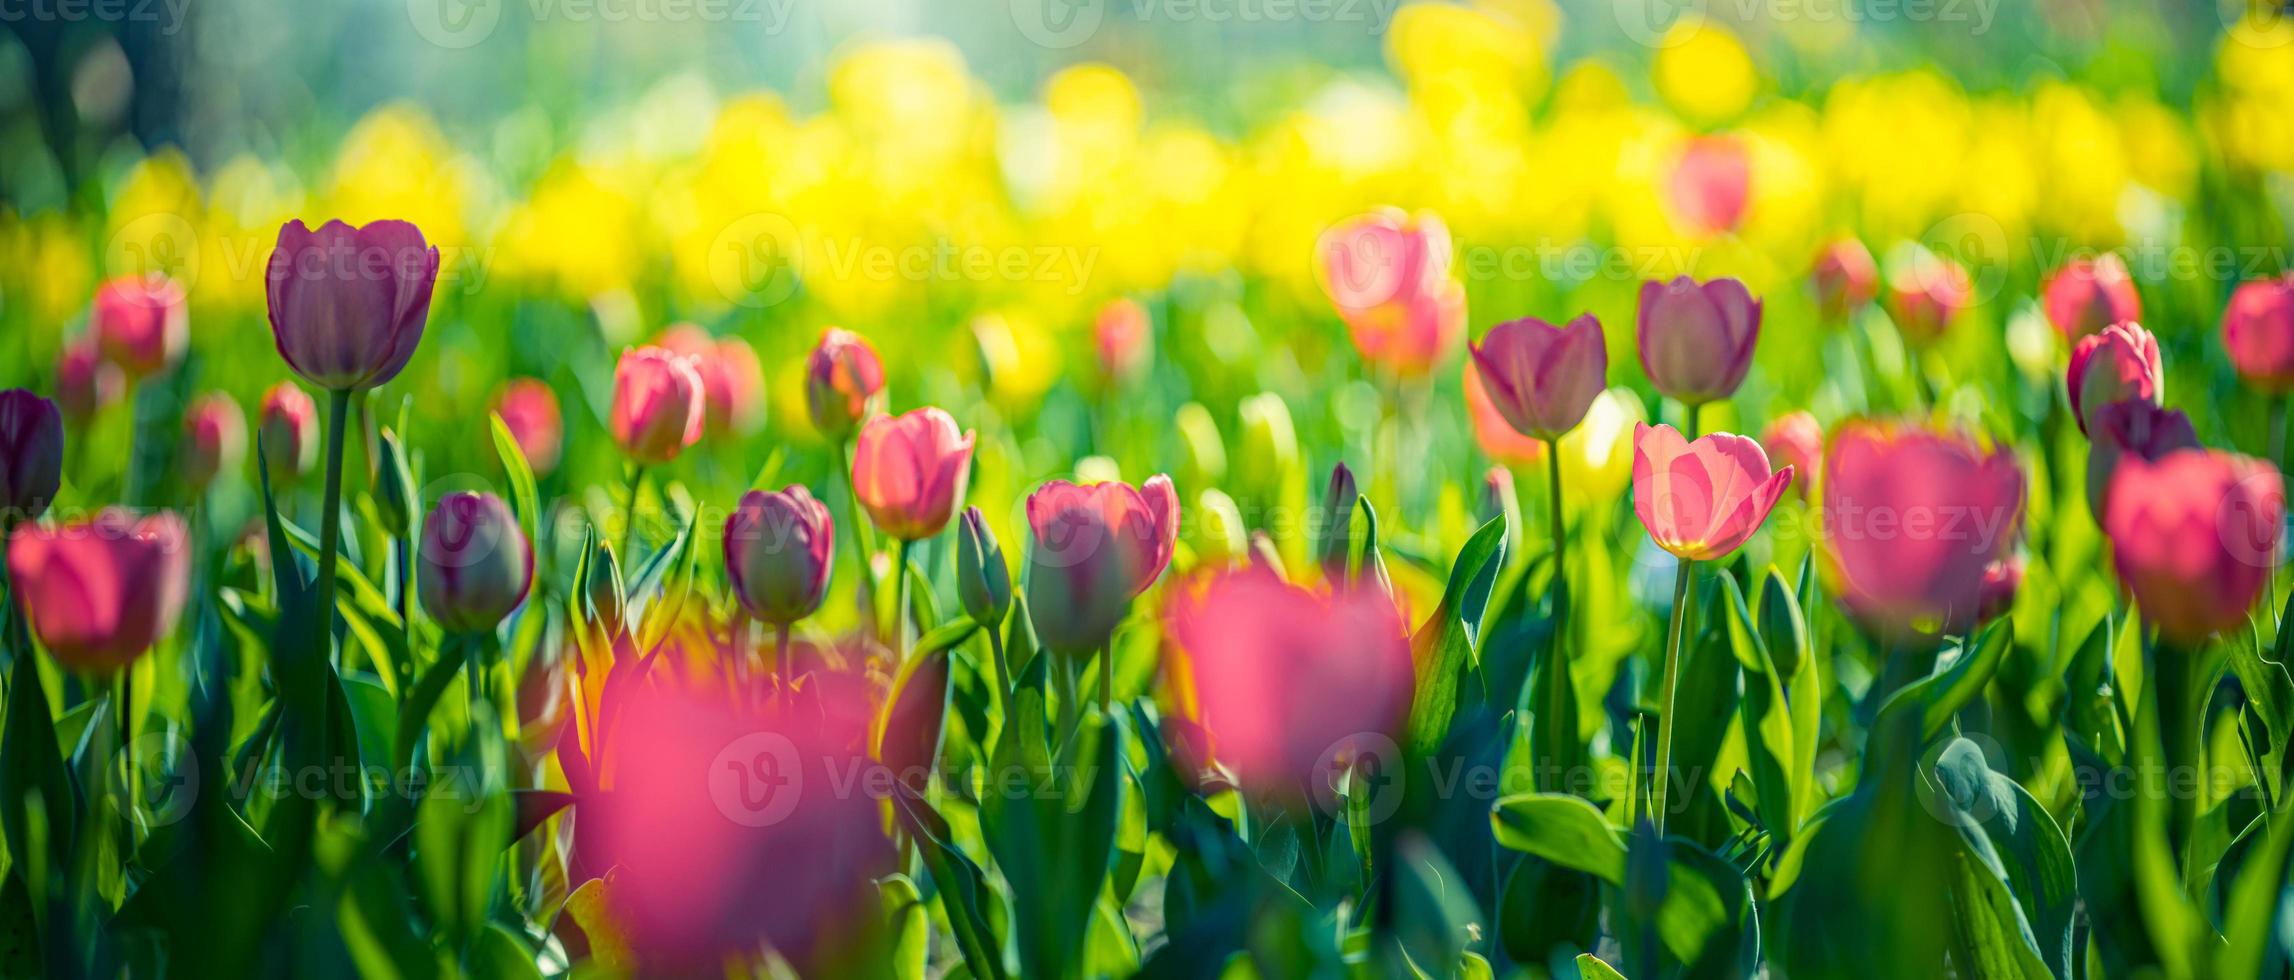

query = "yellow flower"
1560;388;1646;505
1654;18;1757;124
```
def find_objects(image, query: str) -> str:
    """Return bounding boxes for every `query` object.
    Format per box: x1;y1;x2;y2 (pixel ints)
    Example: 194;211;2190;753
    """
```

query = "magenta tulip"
1317;208;1463;376
2222;275;2294;394
852;407;974;542
7;509;189;672
258;382;319;485
2043;254;2141;341
1632;423;1793;561
0;391;63;525
1885;248;1972;346
609;346;706;464
1667;135;1750;234
2085;400;2200;518
1095;298;1152;385
724;486;834;626
418;492;534;634
55;339;123;423
265;219;438;392
659;323;766;440
492;379;564;477
1464;361;1547;467
1024;475;1180;654
1976;555;2023;625
1811;237;1879;321
91;275;188;380
805;328;886;441
2104;450;2283;645
2066;321;2162;434
1468;313;1607;441
1819;422;2026;640
1761;411;1823;498
1638;276;1761;405
181;392;246;492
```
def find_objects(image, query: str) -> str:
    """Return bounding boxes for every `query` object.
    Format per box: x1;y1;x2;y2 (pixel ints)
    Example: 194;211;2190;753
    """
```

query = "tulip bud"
1095;298;1152;385
373;429;417;538
2104;450;2282;645
2222;275;2294;394
2043;254;2141;341
1976;555;2023;626
1637;276;1760;406
1666;135;1750;235
1237;393;1299;499
1175;402;1227;488
8;509;189;671
1316;462;1359;579
266;220;438;392
805;328;886;441
659;323;766;440
92;275;188;380
0;390;64;526
418;492;534;635
1884;244;1972;346
1811;237;1879;322
1024;476;1179;654
1469;314;1608;440
852;408;976;541
55;339;123;423
2066;321;2162;433
956;507;1011;627
1761;411;1823;498
493;378;564;477
1196;488;1247;563
585;538;626;635
258;382;320;486
724;486;834;627
609;346;706;464
180;393;245;494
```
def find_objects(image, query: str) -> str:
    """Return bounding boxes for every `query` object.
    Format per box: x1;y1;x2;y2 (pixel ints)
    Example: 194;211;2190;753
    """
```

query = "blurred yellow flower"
1654;19;1758;125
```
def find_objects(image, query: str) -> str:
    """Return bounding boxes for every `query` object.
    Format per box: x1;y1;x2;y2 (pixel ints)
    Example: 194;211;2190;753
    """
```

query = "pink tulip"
1162;565;1412;800
1317;209;1463;376
2066;321;2162;433
265;219;438;392
2043;254;2141;341
1631;423;1793;561
1761;411;1823;498
609;346;706;464
55;339;123;423
2085;400;2199;518
851;407;974;541
1667;135;1751;235
1885;248;1972;345
725;486;834;626
2104;449;2283;645
1811;238;1879;321
1638;276;1761;405
417;491;534;634
805;328;886;441
258;382;319;485
0;391;63;524
181;392;246;492
1463;361;1546;467
659;323;766;439
1819;422;2026;640
91;275;188;380
1976;555;2023;625
2222;275;2294;394
1467;313;1608;440
7;509;189;672
1024;475;1180;654
1095;298;1153;384
492;378;563;477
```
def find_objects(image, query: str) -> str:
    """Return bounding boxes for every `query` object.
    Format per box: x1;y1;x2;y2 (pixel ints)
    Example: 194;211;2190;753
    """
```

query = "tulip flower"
805;328;886;441
2221;275;2294;394
1314;463;1358;579
1316;208;1463;376
1632;423;1794;562
2042;254;2141;341
56;339;123;423
2103;449;2283;645
659;323;766;440
609;346;706;464
1811;237;1879;321
265;219;438;392
1162;565;1412;801
418;492;534;635
1667;134;1750;235
1884;246;1971;346
1463;360;1546;467
492;378;564;477
724;486;834;629
0;391;63;525
955;506;1011;629
7;509;189;671
2066;321;2162;435
1976;555;2023;625
1762;411;1823;498
1638;276;1761;406
181;393;246;492
258;382;319;485
91;275;188;380
852;407;974;543
1025;475;1180;666
2085;400;2199;518
1468;313;1608;441
1819;422;2026;641
1095;297;1152;385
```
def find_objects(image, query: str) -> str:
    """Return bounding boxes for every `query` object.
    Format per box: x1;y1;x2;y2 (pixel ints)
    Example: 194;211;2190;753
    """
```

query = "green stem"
986;623;1016;744
774;623;791;676
316;389;352;665
1652;556;1696;837
120;380;142;506
1545;437;1567;652
618;464;647;565
1097;642;1113;714
890;538;912;660
835;440;882;630
2150;638;2205;864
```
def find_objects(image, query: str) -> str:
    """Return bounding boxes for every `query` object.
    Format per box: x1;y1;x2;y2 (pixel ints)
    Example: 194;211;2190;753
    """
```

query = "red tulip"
1819;422;2025;640
1463;361;1546;466
1467;313;1608;440
55;339;123;422
258;382;319;485
181;392;246;492
609;346;706;464
1884;247;1971;345
1317;208;1463;376
658;323;766;439
2222;275;2294;394
492;378;563;477
7;509;189;671
1761;411;1823;498
1162;565;1412;800
851;407;974;541
1631;423;1793;561
2104;449;2283;645
1638;276;1761;405
1811;237;1879;321
725;486;834;626
417;491;534;634
805;328;886;441
91;275;188;380
2085;400;2199;518
1667;135;1751;235
265;219;438;392
1024;475;1180;654
0;391;63;525
1095;298;1153;384
2043;254;2141;341
2066;321;2162;433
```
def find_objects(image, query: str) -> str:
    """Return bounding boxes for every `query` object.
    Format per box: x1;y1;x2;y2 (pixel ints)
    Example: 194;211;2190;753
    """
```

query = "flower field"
3;2;2294;977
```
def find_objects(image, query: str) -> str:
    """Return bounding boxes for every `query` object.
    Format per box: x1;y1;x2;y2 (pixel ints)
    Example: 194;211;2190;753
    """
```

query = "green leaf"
893;790;1009;980
2219;806;2294;980
1925;738;2077;979
0;652;75;916
879;874;930;980
489;412;544;568
1878;617;2013;739
468;923;544;980
984;708;1127;980
1720;574;1797;847
1576;953;1629;980
1491;793;1754;968
1404;516;1510;756
1391;834;1482;978
1490;794;1627;882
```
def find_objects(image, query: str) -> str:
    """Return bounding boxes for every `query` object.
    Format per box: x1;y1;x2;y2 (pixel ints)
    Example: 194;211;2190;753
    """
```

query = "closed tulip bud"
492;378;564;477
373;429;417;538
805;328;886;441
2066;321;2162;433
1175;402;1228;487
585;538;626;634
1464;361;1546;467
1095;298;1152;385
1667;135;1750;235
1469;313;1608;440
659;323;765;439
852;407;975;541
2221;275;2294;394
418;492;534;635
1316;208;1463;376
1811;237;1879;321
1820;422;2025;640
2104;450;2283;645
55;339;123;422
0;391;64;525
1637;276;1760;406
609;346;706;464
1025;475;1180;655
1237;393;1299;497
91;275;188;380
265;220;438;392
2085;400;2199;519
180;392;245;494
724;486;834;626
1197;488;1247;563
7;509;189;671
1632;423;1793;562
1884;245;1972;346
1316;462;1359;578
1761;411;1823;498
956;506;1011;627
2043;254;2142;341
1976;555;2023;625
258;382;320;485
